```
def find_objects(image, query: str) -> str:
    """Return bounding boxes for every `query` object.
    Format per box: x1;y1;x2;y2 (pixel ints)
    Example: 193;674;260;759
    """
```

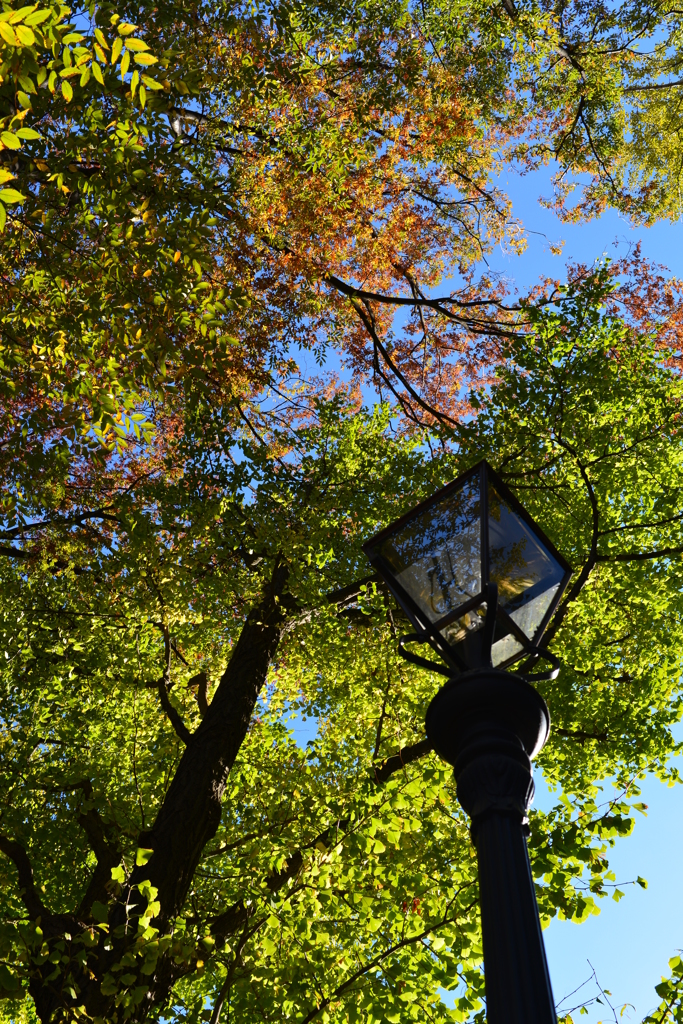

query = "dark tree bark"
122;563;292;924
17;563;293;1024
11;565;434;1024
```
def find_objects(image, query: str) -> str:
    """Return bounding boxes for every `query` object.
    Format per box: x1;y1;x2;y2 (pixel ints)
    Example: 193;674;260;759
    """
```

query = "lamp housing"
362;460;571;676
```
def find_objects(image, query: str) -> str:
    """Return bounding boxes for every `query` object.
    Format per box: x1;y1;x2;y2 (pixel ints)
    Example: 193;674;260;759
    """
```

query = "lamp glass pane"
491;632;525;667
378;476;481;623
440;604;487;665
488;486;565;641
440;611;526;669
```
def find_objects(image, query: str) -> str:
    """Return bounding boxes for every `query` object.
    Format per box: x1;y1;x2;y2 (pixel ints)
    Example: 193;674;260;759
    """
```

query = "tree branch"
209;920;258;1024
188;670;210;717
0;544;30;559
596;545;683;563
0;834;47;920
349;296;463;430
373;737;433;783
158;625;192;744
555;727;608;744
543;443;599;643
119;561;293;925
297;903;471;1024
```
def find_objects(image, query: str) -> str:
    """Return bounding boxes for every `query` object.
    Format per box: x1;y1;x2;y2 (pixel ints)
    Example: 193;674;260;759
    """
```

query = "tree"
4;0;683;1020
2;261;683;1023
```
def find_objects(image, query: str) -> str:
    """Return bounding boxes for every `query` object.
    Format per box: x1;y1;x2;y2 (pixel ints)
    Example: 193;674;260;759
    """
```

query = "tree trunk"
28;565;291;1024
124;566;290;924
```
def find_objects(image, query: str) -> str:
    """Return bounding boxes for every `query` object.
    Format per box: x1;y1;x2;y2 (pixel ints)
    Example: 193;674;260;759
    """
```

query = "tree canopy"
3;0;683;1022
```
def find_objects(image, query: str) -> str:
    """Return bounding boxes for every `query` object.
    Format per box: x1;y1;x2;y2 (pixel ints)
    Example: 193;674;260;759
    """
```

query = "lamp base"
425;669;556;1024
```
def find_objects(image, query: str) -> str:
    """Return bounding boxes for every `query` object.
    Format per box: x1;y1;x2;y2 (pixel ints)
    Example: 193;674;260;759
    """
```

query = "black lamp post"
362;460;572;1024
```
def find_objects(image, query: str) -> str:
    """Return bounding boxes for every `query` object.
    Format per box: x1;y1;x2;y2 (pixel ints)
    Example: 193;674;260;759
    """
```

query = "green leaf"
136;848;154;866
0;188;25;204
61;79;73;102
91;901;109;923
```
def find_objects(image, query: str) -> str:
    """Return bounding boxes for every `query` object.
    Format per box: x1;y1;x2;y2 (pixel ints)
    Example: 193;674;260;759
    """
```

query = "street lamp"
363;460;571;1024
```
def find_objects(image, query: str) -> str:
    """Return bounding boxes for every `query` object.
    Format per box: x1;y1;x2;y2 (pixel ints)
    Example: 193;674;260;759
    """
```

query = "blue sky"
287;708;683;1022
289;164;683;1021
283;155;683;1019
492;166;683;1023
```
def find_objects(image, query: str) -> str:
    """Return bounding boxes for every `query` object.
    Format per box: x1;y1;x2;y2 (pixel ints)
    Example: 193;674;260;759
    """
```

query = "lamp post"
362;460;572;1024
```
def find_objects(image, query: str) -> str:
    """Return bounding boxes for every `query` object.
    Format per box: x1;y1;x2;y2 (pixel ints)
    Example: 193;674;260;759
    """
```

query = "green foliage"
2;267;683;1022
3;0;683;1017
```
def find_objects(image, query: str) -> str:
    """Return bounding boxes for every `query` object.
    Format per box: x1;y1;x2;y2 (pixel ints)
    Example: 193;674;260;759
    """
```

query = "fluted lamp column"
426;669;555;1023
362;460;572;1023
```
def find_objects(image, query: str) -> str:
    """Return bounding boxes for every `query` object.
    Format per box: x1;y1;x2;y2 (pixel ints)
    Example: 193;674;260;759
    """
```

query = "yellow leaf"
9;5;38;24
94;27;109;50
133;52;157;66
0;22;18;44
123;37;149;51
25;10;51;26
61;79;73;102
0;131;21;149
120;48;130;79
111;36;122;63
0;188;25;204
94;42;107;63
92;61;104;86
0;169;15;183
117;22;137;35
0;203;6;233
15;24;34;45
173;250;181;262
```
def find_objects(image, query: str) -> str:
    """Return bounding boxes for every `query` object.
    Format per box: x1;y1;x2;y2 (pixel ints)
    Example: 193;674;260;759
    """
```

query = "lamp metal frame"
362;460;572;679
